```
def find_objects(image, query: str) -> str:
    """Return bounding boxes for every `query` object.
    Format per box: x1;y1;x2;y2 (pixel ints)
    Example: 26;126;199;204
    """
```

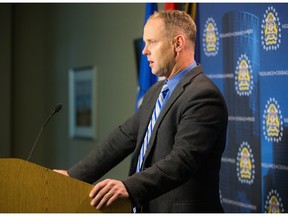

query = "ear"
174;35;185;53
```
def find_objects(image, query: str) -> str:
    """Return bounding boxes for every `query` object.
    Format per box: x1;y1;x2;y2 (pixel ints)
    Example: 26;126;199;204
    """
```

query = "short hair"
148;10;197;45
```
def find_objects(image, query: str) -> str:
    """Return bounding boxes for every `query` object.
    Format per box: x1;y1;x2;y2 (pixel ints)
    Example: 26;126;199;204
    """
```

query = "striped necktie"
136;82;169;173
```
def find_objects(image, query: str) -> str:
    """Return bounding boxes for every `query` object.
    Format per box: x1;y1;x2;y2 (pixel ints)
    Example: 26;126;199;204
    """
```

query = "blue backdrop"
199;3;288;213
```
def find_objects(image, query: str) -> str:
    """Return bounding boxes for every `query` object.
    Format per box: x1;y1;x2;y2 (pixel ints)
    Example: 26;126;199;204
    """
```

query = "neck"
167;55;195;80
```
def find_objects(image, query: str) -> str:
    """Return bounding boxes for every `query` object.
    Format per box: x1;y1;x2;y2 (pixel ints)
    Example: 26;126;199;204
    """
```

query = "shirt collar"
166;61;197;94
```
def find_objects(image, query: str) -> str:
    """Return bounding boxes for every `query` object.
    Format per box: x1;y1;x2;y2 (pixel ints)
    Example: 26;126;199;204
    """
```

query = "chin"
151;71;159;76
151;70;160;77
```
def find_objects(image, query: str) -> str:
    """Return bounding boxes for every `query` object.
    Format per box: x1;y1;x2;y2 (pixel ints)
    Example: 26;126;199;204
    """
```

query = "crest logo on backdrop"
261;6;281;51
236;141;255;185
263;98;283;143
264;189;285;213
203;18;219;56
235;54;253;96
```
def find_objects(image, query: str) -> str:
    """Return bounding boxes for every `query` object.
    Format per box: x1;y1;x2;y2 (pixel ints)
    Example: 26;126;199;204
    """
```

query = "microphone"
27;103;63;162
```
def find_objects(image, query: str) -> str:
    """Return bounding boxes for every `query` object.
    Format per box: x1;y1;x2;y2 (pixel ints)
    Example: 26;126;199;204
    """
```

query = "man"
55;10;228;213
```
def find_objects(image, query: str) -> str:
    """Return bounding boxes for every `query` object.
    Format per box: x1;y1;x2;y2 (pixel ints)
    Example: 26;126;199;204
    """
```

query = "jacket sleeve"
67;111;140;184
67;81;162;184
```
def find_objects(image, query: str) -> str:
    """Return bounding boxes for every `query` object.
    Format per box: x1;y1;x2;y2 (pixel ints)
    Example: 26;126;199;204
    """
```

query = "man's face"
142;18;176;78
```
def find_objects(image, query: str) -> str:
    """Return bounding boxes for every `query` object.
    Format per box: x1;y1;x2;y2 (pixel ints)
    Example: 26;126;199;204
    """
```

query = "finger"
90;189;106;207
96;191;115;210
53;169;68;176
89;180;107;198
90;181;111;207
106;193;118;207
90;179;129;210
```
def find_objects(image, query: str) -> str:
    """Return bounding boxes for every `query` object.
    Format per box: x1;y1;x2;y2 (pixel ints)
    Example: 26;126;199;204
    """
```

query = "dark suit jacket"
68;64;228;213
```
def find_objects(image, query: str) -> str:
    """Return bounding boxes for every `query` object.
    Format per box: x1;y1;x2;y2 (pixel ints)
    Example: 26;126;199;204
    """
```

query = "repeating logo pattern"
264;189;285;213
261;6;281;51
235;54;253;96
236;141;255;185
263;98;283;143
202;18;219;56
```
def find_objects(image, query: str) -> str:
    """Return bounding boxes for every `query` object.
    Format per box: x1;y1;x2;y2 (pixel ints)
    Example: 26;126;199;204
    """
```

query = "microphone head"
54;103;63;113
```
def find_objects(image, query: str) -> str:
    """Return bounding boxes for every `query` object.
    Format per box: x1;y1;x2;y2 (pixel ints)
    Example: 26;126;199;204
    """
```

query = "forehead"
143;18;165;38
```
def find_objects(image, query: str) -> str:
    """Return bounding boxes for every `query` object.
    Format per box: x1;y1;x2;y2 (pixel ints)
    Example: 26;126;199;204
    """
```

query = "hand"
53;169;69;176
89;179;129;210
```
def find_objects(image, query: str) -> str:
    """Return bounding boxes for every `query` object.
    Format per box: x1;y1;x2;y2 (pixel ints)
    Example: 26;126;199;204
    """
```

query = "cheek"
153;44;174;65
159;49;174;65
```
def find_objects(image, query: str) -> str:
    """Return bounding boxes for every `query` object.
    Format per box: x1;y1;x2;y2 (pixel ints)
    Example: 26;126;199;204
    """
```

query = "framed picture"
69;66;97;139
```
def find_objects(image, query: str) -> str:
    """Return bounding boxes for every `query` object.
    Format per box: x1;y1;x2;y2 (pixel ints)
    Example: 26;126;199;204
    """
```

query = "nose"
142;43;149;56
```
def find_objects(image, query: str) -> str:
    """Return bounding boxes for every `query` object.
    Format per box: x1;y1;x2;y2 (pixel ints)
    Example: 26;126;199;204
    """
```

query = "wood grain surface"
0;158;131;213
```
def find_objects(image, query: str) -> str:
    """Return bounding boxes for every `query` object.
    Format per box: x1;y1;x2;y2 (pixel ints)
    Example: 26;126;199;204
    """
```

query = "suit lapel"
142;84;184;163
142;65;203;165
133;83;164;161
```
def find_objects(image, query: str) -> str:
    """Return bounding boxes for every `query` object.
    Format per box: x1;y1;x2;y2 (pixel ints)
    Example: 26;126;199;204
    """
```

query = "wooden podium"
0;158;131;213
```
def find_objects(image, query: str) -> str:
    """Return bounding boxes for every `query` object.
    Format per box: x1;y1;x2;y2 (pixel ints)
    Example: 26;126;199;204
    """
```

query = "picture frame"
69;66;97;140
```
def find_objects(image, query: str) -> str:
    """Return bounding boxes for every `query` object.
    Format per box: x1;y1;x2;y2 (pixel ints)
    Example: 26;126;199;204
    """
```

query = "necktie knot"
158;82;169;108
161;81;169;93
